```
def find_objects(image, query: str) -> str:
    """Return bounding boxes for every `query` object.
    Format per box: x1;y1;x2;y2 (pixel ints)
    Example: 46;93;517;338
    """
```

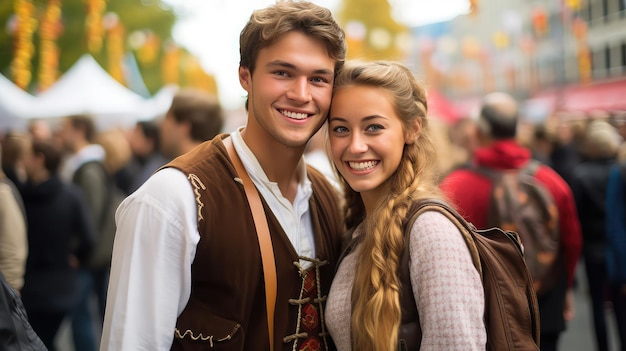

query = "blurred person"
571;120;623;351
515;119;537;149
445;116;479;172
159;88;224;159
427;117;458;176
531;124;556;165
95;128;132;179
548;119;583;187
28;120;53;142
611;111;626;162
325;60;486;351
57;114;108;351
605;146;626;351
1;132;30;190
89;129;131;318
119;120;168;195
569;118;590;158
20;139;95;351
100;1;346;350
440;92;582;351
0;142;27;293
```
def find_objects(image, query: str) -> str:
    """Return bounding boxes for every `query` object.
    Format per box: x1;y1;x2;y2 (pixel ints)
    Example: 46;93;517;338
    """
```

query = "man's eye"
311;76;329;83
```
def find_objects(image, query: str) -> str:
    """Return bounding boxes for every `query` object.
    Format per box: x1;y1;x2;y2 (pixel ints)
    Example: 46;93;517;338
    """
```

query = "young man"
100;1;346;350
58;114;109;351
20;139;96;350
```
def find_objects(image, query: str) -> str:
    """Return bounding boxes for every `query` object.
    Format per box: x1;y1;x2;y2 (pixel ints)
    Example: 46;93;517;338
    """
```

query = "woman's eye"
332;126;349;134
366;124;384;132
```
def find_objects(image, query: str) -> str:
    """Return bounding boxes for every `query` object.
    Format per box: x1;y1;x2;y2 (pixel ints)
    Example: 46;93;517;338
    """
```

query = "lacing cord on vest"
297;256;329;267
288;297;311;305
284;257;332;349
283;332;309;343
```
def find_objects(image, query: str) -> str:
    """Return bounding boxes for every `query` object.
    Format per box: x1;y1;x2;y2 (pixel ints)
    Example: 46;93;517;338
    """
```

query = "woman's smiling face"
328;84;409;203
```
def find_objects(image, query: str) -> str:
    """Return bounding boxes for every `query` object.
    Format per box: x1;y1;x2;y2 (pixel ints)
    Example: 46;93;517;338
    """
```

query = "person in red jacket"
440;91;582;351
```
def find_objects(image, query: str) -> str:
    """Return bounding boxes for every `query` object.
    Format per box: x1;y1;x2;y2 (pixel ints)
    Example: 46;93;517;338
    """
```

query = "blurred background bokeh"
1;0;625;134
2;1;626;350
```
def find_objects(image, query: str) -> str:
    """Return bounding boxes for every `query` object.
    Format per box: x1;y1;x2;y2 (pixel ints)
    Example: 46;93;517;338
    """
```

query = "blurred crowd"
2;85;626;350
0;88;224;351
441;106;626;351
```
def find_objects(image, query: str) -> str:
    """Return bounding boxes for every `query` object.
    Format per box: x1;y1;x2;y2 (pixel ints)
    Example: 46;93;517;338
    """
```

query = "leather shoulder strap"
223;137;276;351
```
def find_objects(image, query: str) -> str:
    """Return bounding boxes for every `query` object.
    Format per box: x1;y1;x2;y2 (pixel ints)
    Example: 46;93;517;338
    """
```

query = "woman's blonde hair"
333;61;444;351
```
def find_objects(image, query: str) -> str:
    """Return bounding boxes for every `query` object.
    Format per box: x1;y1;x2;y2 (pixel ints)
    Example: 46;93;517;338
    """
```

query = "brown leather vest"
165;135;344;351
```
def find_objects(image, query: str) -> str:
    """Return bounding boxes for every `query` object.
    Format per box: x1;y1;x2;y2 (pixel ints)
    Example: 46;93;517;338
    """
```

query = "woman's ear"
404;119;422;145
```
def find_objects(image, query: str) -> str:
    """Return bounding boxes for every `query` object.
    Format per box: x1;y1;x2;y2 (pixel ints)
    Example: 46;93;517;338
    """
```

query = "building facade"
410;0;626;121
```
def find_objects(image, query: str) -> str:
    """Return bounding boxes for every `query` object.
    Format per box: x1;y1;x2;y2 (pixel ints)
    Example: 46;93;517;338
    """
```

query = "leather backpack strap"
224;137;276;351
412;199;483;278
395;198;481;351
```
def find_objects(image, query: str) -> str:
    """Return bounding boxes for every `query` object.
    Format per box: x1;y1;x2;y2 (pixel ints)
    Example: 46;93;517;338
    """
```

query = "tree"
0;0;216;95
337;0;408;60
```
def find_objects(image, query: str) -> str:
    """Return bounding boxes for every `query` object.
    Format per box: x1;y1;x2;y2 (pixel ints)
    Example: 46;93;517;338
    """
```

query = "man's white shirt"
100;130;316;351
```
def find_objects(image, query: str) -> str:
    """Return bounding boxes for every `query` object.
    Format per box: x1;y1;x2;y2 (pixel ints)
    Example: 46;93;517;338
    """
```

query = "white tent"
136;84;178;121
0;74;39;131
28;54;147;129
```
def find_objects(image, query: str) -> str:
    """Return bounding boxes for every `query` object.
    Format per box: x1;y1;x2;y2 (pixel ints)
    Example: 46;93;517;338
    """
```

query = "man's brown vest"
165;135;343;351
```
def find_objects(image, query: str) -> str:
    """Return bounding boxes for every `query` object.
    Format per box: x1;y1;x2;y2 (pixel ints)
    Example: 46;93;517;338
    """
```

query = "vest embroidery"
174;324;241;347
284;256;330;351
187;173;206;224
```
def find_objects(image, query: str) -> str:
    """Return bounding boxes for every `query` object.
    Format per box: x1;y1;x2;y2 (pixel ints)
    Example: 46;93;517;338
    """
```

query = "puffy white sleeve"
100;168;200;351
408;210;486;351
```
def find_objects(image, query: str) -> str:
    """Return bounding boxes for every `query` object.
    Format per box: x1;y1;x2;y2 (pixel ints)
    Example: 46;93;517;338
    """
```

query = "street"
560;262;619;351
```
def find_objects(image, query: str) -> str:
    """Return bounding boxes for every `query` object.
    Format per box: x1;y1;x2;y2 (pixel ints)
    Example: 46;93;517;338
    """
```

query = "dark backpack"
73;161;126;269
477;160;561;296
337;199;541;350
0;271;47;351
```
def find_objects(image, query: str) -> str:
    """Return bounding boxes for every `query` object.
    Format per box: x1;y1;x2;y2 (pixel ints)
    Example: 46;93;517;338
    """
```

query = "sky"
163;0;470;110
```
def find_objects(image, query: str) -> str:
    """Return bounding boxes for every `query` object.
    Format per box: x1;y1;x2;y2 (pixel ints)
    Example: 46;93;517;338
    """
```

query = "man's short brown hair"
68;114;97;143
168;89;224;143
239;0;346;75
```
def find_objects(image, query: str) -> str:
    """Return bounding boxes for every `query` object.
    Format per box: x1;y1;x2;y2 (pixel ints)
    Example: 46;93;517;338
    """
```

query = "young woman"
325;61;486;351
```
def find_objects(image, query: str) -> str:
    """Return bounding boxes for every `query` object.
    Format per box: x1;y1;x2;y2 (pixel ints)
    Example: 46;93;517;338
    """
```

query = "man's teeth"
282;110;308;120
348;161;378;171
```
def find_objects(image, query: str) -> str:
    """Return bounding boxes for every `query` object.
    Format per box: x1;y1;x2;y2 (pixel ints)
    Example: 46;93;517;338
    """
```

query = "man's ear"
239;66;251;92
404;119;422;145
180;120;192;138
34;152;45;168
475;117;493;146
